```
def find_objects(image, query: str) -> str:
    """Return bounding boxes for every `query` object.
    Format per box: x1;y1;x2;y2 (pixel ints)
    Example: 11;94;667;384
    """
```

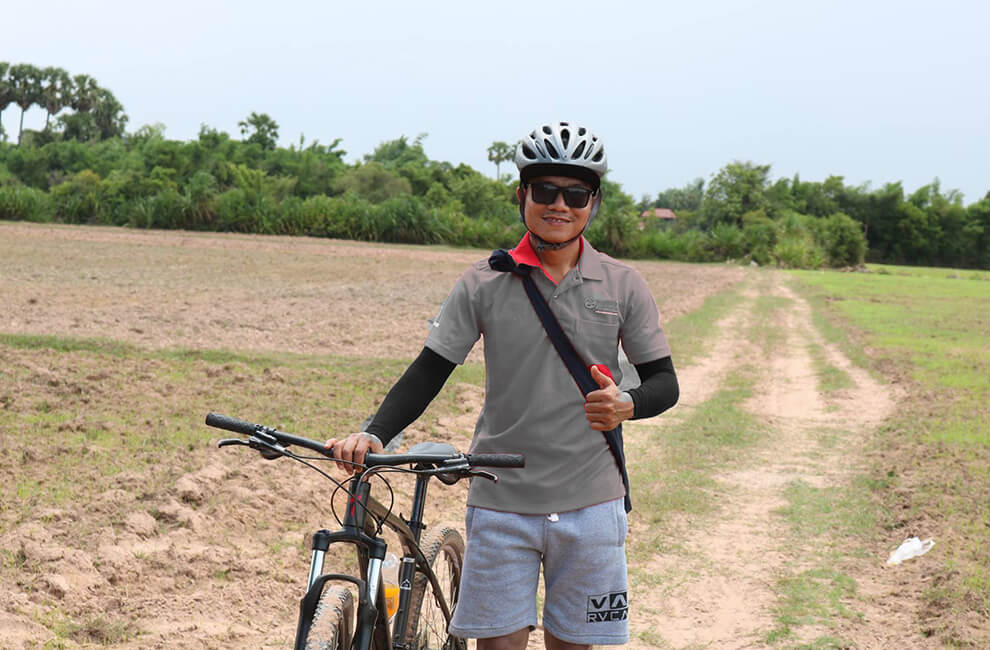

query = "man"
327;121;678;648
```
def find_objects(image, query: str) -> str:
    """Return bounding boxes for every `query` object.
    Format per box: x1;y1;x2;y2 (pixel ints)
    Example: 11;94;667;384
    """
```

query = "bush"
820;212;866;266
707;223;745;260
0;184;53;222
51;170;105;223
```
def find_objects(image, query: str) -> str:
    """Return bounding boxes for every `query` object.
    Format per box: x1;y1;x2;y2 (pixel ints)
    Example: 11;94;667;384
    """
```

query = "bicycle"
205;412;524;650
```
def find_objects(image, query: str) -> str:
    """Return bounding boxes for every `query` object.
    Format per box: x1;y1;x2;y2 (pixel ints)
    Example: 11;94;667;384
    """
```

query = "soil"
0;222;930;648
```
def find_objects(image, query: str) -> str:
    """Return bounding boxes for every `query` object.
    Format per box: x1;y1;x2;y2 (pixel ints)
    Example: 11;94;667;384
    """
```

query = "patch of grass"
806;344;853;393
775;478;877;542
630;369;760;531
51;614;141;644
0;335;480;525
664;284;745;366
765;568;860;644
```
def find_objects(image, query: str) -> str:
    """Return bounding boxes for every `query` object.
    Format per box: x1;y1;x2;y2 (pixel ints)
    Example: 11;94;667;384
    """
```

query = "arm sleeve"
627;356;679;420
364;346;457;447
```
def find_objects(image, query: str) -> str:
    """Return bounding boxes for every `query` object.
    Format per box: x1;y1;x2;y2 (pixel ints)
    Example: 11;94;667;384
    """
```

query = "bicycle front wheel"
404;525;466;650
303;585;354;650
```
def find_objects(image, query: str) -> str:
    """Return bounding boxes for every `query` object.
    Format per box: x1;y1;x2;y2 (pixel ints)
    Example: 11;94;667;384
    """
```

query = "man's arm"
584;356;678;430
364;346;457;446
627;356;679;419
326;346;456;472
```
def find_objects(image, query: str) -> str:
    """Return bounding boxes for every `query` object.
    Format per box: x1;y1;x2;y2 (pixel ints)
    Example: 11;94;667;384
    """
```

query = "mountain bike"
205;412;524;650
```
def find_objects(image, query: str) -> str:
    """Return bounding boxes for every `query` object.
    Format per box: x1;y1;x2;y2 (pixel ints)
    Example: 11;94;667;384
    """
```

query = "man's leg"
545;629;590;650
477;627;530;650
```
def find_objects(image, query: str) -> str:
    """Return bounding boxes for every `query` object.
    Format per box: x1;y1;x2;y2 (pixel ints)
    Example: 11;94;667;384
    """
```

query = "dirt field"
0;222;930;648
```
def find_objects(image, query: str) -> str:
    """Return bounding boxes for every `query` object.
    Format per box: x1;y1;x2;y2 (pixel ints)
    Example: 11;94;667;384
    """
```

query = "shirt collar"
508;234;604;284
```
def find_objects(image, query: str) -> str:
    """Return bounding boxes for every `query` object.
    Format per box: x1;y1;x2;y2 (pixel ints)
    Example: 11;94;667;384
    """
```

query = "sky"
6;0;990;204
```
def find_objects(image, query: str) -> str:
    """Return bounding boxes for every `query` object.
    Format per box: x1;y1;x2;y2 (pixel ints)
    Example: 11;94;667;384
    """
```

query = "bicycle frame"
294;465;451;650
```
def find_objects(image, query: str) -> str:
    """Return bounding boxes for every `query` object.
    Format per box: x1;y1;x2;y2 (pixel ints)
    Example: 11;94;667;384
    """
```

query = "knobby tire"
303;585;354;650
403;525;467;650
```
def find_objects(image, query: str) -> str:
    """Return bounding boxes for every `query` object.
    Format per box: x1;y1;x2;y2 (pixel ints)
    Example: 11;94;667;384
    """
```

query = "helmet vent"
542;125;553;135
573;141;586;159
578;127;586;136
544;139;559;159
560;129;570;149
521;144;537;160
592;151;604;162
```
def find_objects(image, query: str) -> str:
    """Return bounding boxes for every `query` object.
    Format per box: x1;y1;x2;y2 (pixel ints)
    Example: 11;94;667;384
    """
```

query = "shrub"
820;212;867;266
0;184;53;222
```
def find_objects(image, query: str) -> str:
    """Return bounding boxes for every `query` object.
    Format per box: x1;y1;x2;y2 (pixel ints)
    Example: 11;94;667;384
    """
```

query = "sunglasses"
527;182;597;209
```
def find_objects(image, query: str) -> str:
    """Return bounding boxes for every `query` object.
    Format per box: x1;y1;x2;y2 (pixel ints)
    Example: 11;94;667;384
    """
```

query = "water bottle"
382;552;400;621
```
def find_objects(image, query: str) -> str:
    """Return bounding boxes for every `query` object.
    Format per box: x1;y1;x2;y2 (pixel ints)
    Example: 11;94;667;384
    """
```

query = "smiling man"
327;121;679;649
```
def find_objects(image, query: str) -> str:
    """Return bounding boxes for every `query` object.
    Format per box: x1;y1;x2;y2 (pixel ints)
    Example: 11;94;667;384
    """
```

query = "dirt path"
620;272;902;648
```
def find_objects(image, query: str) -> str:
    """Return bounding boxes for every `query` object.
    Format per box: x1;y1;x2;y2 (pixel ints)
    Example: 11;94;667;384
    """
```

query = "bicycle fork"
295;480;389;650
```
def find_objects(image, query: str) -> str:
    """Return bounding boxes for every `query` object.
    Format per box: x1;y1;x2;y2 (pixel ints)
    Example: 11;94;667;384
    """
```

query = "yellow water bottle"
382;552;400;622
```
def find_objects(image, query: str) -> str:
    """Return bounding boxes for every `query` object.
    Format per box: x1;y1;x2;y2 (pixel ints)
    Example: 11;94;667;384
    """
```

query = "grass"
0;335;482;529
663;282;745;366
790;264;990;646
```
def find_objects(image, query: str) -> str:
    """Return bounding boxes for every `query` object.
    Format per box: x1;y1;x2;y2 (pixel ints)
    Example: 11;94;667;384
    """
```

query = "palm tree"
41;66;71;130
9;63;42;144
92;88;128;140
0;62;13;142
70;73;99;113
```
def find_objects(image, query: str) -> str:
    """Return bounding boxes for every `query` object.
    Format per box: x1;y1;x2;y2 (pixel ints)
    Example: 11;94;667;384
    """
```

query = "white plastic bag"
886;536;935;565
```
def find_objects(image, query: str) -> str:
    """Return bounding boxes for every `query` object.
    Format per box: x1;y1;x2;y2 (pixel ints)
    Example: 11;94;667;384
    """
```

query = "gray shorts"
448;498;629;644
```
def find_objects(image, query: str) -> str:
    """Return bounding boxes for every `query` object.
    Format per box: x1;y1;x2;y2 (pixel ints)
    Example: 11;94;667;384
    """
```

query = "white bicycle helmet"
515;121;607;250
515;121;607;189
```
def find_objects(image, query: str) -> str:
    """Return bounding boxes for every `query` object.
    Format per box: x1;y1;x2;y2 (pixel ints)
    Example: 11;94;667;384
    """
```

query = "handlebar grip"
466;453;525;468
205;412;260;436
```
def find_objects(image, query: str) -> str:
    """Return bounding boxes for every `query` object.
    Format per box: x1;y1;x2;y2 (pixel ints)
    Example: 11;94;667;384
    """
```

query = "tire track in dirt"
624;272;899;648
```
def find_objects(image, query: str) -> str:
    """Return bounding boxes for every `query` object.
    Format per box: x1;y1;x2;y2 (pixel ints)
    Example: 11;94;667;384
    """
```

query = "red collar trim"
509;234;583;286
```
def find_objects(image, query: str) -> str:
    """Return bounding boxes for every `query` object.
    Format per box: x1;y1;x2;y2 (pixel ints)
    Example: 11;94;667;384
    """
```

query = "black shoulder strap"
489;249;632;512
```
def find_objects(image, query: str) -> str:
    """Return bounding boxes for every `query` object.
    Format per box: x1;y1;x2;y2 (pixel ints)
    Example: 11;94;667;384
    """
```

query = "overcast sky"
7;0;989;203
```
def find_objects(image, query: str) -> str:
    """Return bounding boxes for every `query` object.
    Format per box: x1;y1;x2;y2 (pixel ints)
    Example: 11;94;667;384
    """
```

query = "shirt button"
552;295;558;300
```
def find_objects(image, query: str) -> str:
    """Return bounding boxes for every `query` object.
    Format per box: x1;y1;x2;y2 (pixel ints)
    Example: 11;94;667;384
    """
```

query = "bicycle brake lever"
466;469;498;483
246;436;288;460
218;438;250;448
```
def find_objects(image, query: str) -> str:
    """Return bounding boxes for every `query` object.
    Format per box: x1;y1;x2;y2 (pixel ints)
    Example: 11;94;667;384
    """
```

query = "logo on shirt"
585;297;619;317
587;590;628;622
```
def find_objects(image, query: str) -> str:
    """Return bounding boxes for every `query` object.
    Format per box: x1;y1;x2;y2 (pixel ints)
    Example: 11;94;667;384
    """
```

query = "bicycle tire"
403;525;467;650
303;585;354;650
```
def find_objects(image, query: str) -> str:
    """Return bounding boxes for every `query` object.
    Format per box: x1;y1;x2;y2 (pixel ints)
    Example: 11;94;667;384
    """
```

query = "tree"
9;63;42;144
70;73;99;112
486;141;514;179
238;112;279;150
701;161;771;228
91;88;128;139
0;62;13;142
40;67;71;130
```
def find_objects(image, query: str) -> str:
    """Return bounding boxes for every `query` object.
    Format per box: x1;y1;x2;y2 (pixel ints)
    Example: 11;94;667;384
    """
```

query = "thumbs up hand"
584;365;634;431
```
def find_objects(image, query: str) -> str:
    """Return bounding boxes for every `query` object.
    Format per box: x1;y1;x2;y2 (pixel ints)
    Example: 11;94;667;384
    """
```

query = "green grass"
664;283;745;366
765;568;860;645
0;334;483;527
790;264;990;645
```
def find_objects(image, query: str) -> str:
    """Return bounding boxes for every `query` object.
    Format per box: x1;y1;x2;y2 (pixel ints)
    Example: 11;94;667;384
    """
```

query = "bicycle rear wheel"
404;525;466;650
303;585;354;650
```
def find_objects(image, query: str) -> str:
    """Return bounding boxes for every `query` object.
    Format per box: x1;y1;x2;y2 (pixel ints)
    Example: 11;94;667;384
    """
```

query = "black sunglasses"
527;182;597;209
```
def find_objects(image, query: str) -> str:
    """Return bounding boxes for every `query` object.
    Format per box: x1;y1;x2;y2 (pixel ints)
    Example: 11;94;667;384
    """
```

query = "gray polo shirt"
425;236;671;514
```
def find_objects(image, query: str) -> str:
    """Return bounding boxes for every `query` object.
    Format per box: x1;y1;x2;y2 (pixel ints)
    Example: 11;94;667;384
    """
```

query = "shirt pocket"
577;315;621;366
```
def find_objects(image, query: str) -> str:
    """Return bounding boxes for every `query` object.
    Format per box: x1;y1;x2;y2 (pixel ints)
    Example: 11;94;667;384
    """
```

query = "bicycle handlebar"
205;412;525;469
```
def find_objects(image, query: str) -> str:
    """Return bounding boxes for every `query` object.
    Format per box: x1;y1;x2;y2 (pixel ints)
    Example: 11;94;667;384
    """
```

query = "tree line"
0;62;987;269
0;62;128;145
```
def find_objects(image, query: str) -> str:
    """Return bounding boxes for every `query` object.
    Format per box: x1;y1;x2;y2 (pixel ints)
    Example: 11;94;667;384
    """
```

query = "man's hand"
324;432;384;474
584;365;634;431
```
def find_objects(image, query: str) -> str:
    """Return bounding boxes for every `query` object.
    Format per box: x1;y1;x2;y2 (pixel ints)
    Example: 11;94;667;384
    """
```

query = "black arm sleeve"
627;356;679;420
364;346;457;447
